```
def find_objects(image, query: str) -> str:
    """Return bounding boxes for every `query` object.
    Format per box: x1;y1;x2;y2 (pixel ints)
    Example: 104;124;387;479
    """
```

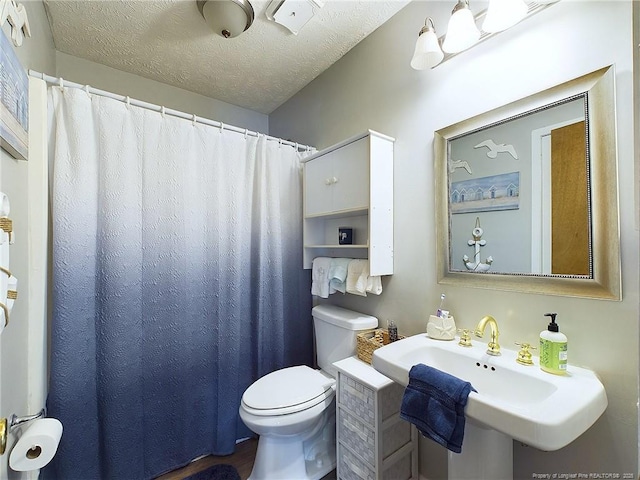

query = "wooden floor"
155;437;336;480
156;438;258;480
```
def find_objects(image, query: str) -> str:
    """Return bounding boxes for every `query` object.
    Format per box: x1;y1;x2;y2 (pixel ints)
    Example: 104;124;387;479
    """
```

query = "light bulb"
410;19;444;70
482;0;528;33
442;0;480;53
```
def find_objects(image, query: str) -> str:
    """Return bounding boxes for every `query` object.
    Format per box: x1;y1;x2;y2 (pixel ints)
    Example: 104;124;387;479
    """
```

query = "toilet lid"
242;366;335;414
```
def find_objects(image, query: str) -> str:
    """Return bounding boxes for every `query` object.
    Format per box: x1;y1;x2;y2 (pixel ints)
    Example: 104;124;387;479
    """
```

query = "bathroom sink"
371;333;607;451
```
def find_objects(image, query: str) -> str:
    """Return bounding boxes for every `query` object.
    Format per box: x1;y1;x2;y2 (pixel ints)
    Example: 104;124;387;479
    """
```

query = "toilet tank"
312;304;378;377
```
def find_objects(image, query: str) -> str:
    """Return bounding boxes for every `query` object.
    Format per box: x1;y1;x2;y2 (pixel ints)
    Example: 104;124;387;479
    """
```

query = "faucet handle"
457;329;472;347
515;342;536;366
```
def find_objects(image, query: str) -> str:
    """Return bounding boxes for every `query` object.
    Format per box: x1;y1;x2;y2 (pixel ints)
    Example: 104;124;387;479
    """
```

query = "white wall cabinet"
302;130;394;276
333;357;418;480
304;138;370;217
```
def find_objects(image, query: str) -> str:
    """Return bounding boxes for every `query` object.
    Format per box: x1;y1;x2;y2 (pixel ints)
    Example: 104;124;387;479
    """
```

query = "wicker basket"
356;329;404;364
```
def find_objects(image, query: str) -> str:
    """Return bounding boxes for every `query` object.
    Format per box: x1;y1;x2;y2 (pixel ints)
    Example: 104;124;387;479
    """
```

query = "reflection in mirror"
448;96;589;276
435;66;621;300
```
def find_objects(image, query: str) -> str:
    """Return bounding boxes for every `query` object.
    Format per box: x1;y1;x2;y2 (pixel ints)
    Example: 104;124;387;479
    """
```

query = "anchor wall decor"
463;217;493;272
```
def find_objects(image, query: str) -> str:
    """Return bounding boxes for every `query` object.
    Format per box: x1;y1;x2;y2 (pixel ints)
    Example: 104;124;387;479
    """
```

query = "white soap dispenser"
539;312;568;375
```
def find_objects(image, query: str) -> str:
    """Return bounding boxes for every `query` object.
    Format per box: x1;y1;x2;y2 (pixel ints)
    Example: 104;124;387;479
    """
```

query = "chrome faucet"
474;315;501;356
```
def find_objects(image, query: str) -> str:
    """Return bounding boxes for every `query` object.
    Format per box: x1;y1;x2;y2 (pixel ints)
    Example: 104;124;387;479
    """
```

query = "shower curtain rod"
29;70;315;153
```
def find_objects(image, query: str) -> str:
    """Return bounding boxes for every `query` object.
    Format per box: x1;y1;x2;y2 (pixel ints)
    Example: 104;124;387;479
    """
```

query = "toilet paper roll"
9;418;63;471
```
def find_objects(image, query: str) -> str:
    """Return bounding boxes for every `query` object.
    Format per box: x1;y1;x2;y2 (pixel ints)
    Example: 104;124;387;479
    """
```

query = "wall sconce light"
442;0;480;53
410;18;444;70
411;0;560;70
198;0;255;39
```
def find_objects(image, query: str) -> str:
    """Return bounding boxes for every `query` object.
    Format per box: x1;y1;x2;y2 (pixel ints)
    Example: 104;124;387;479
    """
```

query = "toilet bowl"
239;305;378;480
239;366;336;480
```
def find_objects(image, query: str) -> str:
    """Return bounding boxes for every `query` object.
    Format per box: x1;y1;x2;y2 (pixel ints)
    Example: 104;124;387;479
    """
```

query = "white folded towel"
365;274;383;295
346;259;383;296
346;259;368;296
311;257;332;298
329;258;351;294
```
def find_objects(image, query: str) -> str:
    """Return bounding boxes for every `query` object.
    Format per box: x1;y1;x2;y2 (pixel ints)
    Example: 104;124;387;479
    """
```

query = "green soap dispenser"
539;313;568;375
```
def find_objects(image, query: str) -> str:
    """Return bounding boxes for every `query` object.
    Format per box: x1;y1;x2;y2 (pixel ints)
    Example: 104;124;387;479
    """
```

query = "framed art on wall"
0;28;28;160
450;171;520;214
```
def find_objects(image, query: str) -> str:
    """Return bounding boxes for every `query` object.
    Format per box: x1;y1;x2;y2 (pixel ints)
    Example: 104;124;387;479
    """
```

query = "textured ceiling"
43;0;410;114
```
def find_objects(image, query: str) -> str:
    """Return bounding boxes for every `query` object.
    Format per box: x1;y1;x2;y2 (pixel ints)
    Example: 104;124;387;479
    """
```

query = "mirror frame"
435;65;621;300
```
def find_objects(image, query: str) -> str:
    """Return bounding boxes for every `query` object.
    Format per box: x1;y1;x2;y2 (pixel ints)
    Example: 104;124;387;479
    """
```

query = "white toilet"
239;304;378;480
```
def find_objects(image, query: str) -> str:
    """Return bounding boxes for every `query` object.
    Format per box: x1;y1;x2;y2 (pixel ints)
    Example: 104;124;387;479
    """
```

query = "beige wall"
0;0;54;478
271;1;639;478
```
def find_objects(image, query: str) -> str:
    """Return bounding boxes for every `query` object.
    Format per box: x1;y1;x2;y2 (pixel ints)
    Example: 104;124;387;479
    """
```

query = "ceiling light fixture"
442;0;480;53
410;17;444;70
198;0;255;39
482;0;528;33
413;0;560;69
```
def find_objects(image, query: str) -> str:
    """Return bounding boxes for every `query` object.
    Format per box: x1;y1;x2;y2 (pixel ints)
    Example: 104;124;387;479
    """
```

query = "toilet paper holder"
0;408;46;455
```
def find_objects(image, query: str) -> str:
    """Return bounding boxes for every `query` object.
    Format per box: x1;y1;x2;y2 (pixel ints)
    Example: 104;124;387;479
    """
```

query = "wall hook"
0;302;9;327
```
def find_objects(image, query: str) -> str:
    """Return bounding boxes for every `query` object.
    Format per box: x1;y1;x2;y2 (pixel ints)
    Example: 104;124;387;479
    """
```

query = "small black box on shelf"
338;227;353;245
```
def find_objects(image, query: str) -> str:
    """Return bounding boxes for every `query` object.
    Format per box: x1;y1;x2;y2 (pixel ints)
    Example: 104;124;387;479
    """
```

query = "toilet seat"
242;366;335;416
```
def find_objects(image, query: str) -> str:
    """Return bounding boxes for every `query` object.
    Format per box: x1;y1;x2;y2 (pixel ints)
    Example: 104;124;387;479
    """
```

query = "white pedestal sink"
371;334;607;479
448;421;512;478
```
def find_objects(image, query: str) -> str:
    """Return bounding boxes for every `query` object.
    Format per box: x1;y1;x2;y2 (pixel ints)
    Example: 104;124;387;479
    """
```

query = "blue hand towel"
328;258;352;294
400;364;476;454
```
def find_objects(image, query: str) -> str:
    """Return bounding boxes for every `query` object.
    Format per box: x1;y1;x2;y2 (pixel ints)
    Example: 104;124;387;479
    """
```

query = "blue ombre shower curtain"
45;87;312;479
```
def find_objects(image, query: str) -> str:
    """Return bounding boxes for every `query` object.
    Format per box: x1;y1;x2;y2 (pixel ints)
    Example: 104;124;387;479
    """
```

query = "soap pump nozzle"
544;312;559;332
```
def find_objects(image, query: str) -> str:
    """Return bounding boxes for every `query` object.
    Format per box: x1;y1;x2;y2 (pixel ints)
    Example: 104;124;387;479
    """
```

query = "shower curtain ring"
192;114;197;126
161;106;166;117
125;96;131;107
59;77;64;90
244;129;248;139
219;122;224;133
84;85;90;95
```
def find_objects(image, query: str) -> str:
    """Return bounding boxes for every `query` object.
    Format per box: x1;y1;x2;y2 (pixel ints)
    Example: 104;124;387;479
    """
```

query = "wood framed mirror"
434;65;621;300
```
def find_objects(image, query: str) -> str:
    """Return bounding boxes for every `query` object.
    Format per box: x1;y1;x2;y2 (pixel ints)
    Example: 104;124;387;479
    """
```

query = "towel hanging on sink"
400;363;476;453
